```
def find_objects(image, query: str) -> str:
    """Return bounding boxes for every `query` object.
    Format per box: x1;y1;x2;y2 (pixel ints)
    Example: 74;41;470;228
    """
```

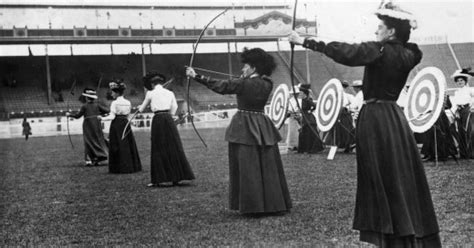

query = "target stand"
404;67;446;167
268;84;291;154
316;79;344;160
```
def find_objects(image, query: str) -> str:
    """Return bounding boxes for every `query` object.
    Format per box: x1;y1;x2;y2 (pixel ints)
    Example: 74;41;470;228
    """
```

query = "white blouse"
102;96;132;121
343;92;355;108
451;86;474;107
350;91;364;111
138;84;178;114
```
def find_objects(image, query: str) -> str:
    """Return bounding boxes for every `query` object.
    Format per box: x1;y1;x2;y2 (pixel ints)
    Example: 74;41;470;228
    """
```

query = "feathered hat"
375;1;417;29
109;81;126;91
451;67;473;81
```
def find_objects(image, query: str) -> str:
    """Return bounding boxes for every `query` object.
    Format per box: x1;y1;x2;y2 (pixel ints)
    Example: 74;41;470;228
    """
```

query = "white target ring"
269;84;289;128
316;78;343;132
320;89;337;122
404;67;446;133
410;80;435;122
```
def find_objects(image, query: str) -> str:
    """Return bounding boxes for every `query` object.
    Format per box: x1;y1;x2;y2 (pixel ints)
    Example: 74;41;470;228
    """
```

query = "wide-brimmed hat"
299;84;311;94
352;80;363;87
375;2;417;29
299;84;311;91
451;68;473;80
82;88;97;99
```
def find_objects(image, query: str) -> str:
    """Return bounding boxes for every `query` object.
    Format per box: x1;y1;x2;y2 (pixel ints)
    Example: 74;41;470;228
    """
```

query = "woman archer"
290;2;441;247
186;47;292;215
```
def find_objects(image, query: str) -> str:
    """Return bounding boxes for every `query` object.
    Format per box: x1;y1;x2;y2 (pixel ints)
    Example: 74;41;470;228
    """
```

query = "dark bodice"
194;75;273;111
301;97;317;126
71;102;109;119
301;97;316;112
303;39;422;101
194;74;281;145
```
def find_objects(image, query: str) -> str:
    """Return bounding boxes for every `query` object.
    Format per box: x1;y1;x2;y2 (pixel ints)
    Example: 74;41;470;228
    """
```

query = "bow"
121;109;140;140
162;77;175;88
120;77;175;140
289;0;300;115
186;8;229;148
96;74;103;93
66;79;77;149
288;0;323;141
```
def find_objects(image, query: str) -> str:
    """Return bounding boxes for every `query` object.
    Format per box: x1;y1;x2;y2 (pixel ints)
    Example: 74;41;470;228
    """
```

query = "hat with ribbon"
451;67;473;81
82;88;97;99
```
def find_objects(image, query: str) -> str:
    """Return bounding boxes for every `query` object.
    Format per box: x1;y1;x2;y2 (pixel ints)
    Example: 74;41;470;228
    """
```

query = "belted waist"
238;109;265;114
364;98;396;104
154;110;169;114
84;115;99;119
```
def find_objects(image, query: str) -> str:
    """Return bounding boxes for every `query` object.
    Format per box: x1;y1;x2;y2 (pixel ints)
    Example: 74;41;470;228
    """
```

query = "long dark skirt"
83;117;108;162
298;113;324;153
421;111;457;161
326;108;355;151
228;142;292;214
454;106;473;159
353;102;441;247
108;116;142;173
150;113;194;184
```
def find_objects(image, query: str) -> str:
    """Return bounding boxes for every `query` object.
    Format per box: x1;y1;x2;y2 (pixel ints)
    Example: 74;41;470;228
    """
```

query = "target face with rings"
269;84;289;128
404;66;446;133
316;78;343;132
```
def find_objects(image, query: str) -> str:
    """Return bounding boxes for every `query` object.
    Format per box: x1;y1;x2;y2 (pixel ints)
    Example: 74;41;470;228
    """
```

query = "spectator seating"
0;43;472;119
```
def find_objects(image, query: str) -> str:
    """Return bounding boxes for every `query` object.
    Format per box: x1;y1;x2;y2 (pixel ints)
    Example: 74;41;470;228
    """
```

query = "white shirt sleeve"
139;91;152;113
350;92;364;111
170;92;178;115
343;93;355;108
101;100;116;121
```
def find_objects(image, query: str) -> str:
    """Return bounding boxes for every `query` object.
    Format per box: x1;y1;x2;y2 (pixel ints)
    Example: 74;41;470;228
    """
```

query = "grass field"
0;128;472;246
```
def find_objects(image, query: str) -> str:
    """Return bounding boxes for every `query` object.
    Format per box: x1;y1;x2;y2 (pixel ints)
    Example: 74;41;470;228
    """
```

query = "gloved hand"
288;31;305;46
186;67;197;78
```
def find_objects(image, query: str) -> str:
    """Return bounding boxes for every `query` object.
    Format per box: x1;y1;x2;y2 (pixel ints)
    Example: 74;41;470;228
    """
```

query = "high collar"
382;38;403;46
249;73;259;78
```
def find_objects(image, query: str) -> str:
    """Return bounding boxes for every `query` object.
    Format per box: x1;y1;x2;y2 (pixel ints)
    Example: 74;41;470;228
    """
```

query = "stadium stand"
409;43;459;88
0;43;472;119
451;43;474;70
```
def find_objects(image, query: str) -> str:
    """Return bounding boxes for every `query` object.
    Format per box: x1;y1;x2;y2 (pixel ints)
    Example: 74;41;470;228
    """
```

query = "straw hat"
82;88;97;99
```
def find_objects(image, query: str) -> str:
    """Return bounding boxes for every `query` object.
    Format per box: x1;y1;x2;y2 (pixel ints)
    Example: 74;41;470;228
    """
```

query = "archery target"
316;78;344;132
269;84;289;128
404;67;446;133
